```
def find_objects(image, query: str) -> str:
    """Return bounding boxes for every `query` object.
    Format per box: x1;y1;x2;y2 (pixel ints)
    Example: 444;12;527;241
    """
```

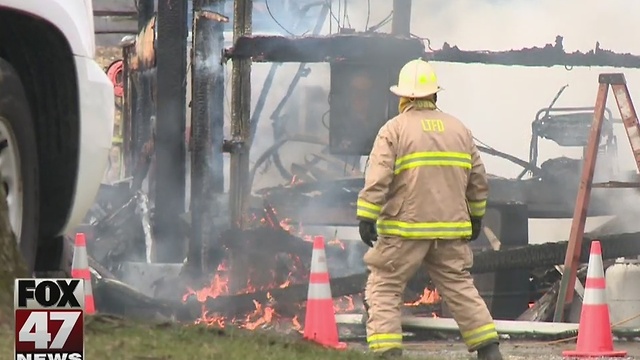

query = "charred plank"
225;33;424;63
428;39;640;69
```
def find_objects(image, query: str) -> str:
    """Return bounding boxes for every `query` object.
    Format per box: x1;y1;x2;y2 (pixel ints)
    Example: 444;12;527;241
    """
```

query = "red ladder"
553;73;640;322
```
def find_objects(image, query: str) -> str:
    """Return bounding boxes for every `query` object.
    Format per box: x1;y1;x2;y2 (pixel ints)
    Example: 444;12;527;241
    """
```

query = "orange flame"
183;212;363;331
405;288;441;306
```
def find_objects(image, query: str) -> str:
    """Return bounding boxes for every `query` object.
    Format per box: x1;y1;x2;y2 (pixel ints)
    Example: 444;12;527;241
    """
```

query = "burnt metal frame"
553;73;640;322
519;106;616;180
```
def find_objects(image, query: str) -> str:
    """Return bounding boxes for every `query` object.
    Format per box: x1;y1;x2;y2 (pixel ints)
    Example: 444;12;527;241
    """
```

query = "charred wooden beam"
229;0;252;229
224;33;425;64
428;38;640;69
154;0;188;262
468;233;640;274
188;0;229;277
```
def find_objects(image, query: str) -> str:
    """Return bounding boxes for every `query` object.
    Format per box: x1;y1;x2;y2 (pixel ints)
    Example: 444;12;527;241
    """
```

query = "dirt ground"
378;340;640;359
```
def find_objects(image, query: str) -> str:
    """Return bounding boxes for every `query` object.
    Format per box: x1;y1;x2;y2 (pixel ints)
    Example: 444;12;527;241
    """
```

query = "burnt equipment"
520;86;618;180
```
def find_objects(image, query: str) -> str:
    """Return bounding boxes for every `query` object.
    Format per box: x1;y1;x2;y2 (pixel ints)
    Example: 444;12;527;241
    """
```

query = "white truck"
0;0;114;274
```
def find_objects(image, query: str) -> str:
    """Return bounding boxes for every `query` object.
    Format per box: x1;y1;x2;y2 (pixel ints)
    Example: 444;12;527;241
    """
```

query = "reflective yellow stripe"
394;151;471;174
367;333;403;351
377;220;472;239
468;199;487;217
461;323;499;350
356;199;382;221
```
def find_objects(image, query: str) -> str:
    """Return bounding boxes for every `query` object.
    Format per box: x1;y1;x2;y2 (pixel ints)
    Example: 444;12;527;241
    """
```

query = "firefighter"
357;59;503;360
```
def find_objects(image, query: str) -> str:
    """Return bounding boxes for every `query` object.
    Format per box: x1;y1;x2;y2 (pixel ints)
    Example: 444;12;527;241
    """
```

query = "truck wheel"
0;58;40;274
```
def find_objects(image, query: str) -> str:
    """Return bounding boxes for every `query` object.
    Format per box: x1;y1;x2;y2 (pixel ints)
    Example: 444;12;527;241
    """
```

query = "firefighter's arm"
466;133;489;218
357;125;396;222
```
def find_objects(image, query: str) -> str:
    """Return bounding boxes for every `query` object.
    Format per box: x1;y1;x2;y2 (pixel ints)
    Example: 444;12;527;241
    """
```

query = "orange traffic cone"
563;241;626;358
303;235;346;350
71;233;96;315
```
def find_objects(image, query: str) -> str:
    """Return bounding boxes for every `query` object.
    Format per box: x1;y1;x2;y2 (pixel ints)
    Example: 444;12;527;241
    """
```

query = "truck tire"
0;58;40;274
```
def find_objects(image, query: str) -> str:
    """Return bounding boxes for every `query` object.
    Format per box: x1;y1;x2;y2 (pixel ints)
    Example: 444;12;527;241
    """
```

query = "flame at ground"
405;288;441;318
183;266;358;332
184;204;441;331
182;261;303;331
406;288;441;306
181;223;356;332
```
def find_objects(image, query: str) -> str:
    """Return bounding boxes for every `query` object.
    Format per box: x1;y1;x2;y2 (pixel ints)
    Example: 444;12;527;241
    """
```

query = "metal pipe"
229;0;252;229
154;0;188;262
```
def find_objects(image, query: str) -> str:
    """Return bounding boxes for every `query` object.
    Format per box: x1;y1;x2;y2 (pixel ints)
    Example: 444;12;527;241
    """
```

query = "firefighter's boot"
376;348;403;358
477;343;503;360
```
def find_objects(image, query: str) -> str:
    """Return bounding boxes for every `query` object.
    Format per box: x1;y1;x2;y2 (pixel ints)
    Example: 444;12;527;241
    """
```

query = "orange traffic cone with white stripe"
562;241;626;358
71;233;96;315
303;235;346;350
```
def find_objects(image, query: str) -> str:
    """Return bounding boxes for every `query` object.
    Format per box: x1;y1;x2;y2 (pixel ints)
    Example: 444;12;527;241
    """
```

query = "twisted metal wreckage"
85;0;640;332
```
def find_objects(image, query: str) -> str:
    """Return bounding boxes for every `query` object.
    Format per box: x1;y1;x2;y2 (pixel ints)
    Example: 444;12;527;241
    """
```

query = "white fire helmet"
390;59;442;98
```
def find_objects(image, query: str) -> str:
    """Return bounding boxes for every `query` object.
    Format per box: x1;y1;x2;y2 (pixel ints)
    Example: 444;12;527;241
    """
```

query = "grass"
0;314;382;360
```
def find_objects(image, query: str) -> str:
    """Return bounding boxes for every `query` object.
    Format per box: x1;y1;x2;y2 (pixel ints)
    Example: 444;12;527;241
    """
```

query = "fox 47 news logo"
14;279;85;360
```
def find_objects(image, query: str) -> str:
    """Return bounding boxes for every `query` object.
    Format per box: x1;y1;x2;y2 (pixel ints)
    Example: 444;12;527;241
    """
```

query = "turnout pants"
364;237;498;353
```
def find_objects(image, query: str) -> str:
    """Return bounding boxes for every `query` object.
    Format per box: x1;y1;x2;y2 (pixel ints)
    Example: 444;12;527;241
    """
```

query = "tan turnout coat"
356;107;488;240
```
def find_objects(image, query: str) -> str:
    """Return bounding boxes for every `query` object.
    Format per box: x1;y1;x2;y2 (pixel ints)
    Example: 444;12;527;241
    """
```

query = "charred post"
120;38;135;176
132;0;155;165
188;0;228;276
229;0;252;228
155;0;188;262
392;0;412;37
210;3;226;194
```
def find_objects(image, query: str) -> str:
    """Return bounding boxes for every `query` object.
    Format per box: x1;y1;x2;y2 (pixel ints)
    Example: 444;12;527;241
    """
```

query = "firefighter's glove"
470;217;483;241
359;220;378;247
